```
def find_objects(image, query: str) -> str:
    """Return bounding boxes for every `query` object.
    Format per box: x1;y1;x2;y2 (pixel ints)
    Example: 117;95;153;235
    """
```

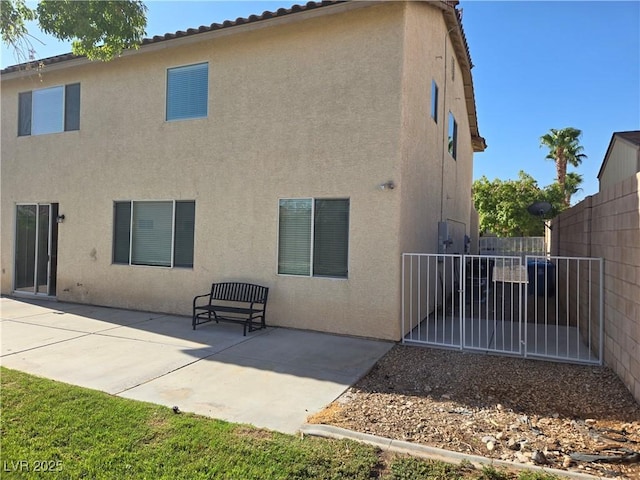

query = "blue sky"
2;1;639;203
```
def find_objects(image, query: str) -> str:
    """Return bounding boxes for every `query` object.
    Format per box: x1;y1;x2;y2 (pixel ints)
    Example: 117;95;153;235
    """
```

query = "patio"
1;297;392;433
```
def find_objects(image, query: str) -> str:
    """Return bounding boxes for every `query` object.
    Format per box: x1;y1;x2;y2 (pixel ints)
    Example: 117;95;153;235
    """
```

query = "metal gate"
402;253;603;365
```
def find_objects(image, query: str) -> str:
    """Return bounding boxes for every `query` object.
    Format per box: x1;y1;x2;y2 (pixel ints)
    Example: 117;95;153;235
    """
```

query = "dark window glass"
18;91;32;136
64;83;81;131
313;199;349;278
113;202;132;264
174;201;195;268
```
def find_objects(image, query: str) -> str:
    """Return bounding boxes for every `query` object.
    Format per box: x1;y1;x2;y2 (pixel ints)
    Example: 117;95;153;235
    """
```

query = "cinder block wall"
551;173;640;404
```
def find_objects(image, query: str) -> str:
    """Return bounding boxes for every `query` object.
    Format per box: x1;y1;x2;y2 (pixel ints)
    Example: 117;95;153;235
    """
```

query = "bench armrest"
192;293;211;308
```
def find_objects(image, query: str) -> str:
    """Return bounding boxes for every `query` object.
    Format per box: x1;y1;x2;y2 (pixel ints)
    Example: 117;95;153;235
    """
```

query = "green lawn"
0;368;558;479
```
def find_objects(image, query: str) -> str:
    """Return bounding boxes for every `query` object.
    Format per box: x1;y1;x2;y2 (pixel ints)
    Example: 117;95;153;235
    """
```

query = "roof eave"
597;131;640;180
436;1;486;152
2;0;367;80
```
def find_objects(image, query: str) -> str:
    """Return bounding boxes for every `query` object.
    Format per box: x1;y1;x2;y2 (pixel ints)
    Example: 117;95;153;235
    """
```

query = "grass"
1;368;560;479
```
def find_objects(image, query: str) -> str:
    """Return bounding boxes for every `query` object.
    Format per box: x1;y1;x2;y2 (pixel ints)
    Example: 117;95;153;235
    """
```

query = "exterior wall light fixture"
56;214;65;223
379;181;395;191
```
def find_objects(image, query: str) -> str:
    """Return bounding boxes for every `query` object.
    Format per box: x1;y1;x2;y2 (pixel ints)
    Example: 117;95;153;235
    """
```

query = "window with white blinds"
113;200;195;268
278;198;349;278
166;63;208;121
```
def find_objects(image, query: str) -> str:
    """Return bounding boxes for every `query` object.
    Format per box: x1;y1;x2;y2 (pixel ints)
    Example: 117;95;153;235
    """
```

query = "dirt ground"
308;345;640;479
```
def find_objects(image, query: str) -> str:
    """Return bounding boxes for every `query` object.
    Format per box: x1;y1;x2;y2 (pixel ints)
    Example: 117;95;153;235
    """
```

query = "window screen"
166;63;208;121
278;198;349;278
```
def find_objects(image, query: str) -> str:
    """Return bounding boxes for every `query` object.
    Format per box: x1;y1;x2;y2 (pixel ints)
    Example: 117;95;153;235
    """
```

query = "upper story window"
18;83;80;136
166;62;208;121
113;200;195;268
448;112;458;160
431;80;439;123
278;198;350;278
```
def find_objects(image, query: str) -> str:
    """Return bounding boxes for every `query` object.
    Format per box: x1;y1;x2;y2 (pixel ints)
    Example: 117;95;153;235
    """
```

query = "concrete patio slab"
2;299;164;333
96;314;266;350
122;328;392;432
1;320;88;356
1;297;393;434
0;296;87;320
1;331;219;394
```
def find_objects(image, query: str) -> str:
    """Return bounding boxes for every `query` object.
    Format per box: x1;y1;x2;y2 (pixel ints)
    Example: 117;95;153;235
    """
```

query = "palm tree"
540;127;587;206
563;172;583;206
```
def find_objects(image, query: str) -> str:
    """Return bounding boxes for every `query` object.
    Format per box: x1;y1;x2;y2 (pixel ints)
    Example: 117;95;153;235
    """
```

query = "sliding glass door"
14;204;58;295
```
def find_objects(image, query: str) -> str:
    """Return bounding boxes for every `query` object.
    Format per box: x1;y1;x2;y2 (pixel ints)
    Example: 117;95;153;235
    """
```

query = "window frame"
448;111;458;160
18;83;80;137
277;197;350;279
165;62;209;122
31;86;65;135
431;80;439;123
112;200;195;268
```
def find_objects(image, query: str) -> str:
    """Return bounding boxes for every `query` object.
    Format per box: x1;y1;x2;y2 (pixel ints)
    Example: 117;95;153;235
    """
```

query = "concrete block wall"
551;173;640;404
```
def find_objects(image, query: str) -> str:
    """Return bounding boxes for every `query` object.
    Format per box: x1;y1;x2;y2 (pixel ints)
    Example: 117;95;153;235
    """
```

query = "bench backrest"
210;282;269;304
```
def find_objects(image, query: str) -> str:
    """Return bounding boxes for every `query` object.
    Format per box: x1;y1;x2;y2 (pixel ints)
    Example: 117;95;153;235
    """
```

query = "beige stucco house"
1;0;484;341
597;131;640;191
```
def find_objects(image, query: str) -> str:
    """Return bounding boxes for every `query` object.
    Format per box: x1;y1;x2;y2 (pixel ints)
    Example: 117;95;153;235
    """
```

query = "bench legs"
193;309;265;336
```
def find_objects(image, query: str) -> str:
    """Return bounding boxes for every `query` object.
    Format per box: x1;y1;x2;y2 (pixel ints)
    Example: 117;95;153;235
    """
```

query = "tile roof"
2;1;474;76
1;1;344;74
1;0;484;150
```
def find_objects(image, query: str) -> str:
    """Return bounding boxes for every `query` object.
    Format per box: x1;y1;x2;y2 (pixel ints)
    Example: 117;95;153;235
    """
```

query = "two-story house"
1;0;485;341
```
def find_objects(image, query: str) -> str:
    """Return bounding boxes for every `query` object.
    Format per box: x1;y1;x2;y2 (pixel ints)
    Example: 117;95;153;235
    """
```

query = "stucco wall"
551;173;640;403
399;1;474;256
2;2;477;342
599;137;640;191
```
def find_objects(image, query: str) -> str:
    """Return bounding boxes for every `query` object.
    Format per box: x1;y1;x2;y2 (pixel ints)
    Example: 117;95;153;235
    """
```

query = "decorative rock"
496;432;504;440
562;455;573;468
585;418;596;425
486;441;495;451
531;450;548;465
441;394;452;400
481;435;497;444
507;438;521;451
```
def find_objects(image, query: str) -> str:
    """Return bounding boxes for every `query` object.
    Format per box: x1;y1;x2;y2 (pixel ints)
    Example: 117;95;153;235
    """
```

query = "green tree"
473;171;572;237
539;127;587;206
562;171;584;205
473;172;548;237
1;0;147;63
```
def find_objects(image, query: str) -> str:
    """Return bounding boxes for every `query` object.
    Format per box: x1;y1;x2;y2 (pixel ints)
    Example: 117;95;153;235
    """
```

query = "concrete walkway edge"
300;424;600;480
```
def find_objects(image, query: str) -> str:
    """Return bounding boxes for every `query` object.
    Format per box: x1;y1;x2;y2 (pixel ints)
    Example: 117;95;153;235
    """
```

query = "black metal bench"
192;282;269;336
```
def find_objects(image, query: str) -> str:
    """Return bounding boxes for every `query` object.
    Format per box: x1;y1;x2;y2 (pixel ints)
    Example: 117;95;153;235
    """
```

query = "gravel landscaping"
308;345;640;479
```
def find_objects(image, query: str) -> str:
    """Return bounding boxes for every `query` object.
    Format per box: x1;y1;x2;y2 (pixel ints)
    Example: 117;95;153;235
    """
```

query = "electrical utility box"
437;221;452;254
